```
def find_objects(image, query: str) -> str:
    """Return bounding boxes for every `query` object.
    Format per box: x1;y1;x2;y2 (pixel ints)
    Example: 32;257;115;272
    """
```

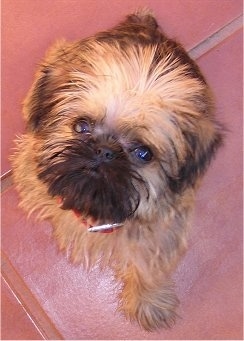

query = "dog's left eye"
134;146;153;162
74;120;91;134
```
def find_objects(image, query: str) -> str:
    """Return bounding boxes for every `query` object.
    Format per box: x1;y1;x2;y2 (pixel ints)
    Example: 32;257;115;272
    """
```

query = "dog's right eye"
74;120;91;134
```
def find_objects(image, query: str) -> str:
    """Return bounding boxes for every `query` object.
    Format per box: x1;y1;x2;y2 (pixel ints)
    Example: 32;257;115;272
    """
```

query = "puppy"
11;9;223;330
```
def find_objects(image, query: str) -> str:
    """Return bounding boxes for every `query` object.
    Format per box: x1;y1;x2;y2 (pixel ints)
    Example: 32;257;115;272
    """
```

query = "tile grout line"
2;276;48;341
189;14;243;60
1;170;13;193
1;251;64;340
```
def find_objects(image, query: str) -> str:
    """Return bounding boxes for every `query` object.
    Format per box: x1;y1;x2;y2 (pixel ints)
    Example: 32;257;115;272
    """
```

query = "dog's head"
24;13;223;226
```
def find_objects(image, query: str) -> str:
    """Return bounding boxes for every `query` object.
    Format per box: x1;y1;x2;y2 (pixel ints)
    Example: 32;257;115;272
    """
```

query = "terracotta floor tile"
1;278;43;340
197;28;243;198
1;250;64;340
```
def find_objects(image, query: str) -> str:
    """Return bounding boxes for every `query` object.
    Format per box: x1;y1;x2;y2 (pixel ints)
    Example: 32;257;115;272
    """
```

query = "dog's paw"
134;297;178;331
120;286;180;331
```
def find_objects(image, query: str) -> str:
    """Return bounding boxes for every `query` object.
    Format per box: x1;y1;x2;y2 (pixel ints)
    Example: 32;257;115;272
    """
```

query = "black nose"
96;146;116;162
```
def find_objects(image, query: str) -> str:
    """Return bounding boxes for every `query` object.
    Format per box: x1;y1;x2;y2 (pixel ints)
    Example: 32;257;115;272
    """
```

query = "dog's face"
25;40;221;226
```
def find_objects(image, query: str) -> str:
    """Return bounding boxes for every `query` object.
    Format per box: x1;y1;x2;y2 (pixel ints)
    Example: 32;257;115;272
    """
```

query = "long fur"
11;10;223;330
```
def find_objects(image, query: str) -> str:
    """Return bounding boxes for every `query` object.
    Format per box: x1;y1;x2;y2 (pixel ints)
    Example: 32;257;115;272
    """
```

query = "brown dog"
11;9;223;330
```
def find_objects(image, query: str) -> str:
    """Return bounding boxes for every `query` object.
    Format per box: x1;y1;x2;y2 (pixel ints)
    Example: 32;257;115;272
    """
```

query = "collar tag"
88;223;124;233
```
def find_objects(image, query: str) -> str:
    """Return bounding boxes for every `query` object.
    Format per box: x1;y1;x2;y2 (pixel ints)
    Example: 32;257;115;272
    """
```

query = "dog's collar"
57;197;123;233
73;208;123;233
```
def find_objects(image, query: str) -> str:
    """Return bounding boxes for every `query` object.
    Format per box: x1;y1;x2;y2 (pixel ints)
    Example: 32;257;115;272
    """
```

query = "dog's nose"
96;146;116;162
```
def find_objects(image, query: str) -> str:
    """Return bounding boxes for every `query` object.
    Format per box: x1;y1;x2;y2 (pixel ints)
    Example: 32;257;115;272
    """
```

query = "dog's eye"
74;120;91;134
134;146;153;162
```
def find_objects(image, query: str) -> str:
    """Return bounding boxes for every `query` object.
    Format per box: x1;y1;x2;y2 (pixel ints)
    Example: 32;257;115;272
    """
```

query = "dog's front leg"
116;262;179;331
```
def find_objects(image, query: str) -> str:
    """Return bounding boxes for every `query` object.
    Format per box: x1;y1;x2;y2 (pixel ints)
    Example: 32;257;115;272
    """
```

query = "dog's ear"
23;40;69;132
169;122;223;192
23;67;52;132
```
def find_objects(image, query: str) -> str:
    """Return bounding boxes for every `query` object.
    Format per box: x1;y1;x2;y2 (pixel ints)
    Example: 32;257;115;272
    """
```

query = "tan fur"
11;10;222;330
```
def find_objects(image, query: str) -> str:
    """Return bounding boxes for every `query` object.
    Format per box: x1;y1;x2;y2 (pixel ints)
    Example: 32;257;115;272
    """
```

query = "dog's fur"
11;10;223;330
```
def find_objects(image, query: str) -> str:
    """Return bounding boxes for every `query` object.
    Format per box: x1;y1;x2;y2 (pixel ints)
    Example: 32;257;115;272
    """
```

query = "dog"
11;9;223;330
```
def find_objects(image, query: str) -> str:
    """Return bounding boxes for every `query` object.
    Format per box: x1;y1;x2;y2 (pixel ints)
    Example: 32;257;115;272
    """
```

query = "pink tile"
2;0;242;174
1;279;44;340
174;175;243;339
197;28;243;197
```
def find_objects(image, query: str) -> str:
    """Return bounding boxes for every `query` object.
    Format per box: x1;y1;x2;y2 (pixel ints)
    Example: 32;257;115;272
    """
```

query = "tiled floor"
1;1;243;340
